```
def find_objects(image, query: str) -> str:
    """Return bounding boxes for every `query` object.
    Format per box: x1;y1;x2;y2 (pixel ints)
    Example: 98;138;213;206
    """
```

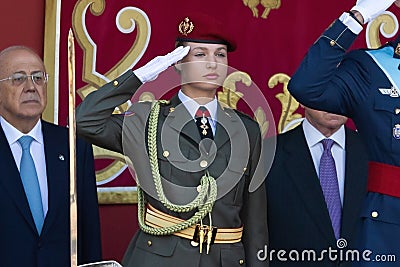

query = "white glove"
351;0;396;24
133;46;190;83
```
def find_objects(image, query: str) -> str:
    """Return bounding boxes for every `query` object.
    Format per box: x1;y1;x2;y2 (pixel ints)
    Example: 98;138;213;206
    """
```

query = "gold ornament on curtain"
268;73;302;133
242;0;281;19
72;0;151;186
366;12;399;48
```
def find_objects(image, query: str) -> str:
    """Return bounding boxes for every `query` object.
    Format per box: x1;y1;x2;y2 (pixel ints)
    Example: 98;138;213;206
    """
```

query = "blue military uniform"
288;17;400;266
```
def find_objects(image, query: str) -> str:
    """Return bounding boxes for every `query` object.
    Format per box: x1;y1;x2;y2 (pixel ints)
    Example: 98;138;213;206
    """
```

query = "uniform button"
197;185;202;192
113;80;119;86
147;240;152;246
200;160;208;168
330;40;335;46
191;241;199;247
163;150;170;157
239;259;244;265
371;211;378;218
395;108;400;115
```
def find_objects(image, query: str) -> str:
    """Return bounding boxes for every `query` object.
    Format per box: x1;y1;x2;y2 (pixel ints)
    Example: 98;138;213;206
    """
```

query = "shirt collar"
0;117;44;146
302;118;346;149
178;90;218;121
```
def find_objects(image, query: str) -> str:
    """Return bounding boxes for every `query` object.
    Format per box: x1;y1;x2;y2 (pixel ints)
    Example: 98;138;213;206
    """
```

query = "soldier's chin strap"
137;100;217;236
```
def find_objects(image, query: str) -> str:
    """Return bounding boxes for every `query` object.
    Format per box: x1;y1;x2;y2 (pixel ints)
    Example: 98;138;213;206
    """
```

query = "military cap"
176;13;236;52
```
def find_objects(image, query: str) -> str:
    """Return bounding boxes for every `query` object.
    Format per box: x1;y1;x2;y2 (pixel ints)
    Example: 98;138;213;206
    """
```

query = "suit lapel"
0;125;36;231
284;126;337;245
40;122;69;236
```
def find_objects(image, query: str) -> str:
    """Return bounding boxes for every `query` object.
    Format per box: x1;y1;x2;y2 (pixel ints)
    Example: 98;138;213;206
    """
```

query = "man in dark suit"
287;1;400;265
0;46;102;266
76;13;267;267
266;106;368;266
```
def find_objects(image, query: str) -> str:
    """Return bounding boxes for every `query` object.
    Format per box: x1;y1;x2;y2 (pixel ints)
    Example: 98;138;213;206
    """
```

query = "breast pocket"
157;144;205;188
373;94;400;155
220;156;250;206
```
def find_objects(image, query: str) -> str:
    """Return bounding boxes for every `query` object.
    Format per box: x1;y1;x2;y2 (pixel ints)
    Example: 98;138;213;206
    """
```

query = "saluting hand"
133;46;190;83
351;0;397;24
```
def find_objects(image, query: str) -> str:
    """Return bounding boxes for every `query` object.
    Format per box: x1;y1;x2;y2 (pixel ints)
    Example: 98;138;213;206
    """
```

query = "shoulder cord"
137;100;217;235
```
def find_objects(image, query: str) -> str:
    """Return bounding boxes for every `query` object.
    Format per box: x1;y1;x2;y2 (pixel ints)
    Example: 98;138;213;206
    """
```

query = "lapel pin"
169;107;175;113
395;43;400;56
59;154;65;161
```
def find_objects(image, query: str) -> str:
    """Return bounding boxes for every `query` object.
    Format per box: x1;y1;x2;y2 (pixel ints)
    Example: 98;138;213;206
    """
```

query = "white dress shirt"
302;118;346;206
1;117;48;216
178;90;218;136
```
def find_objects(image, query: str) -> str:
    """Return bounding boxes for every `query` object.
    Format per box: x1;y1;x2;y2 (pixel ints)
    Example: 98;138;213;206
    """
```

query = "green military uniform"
76;69;268;267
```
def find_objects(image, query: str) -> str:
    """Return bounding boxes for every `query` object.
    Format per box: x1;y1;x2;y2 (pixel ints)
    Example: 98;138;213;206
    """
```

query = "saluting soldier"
288;0;400;265
76;13;268;267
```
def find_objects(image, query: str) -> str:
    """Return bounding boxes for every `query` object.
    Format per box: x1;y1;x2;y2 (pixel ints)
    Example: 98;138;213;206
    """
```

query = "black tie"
195;106;213;140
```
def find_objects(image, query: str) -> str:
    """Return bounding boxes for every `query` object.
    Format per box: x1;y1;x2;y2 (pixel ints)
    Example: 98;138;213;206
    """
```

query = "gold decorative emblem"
395;43;400;56
178;17;194;36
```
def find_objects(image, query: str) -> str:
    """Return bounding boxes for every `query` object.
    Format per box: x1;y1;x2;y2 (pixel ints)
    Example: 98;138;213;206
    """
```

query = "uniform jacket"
266;124;368;267
288;19;400;167
76;70;268;267
0;121;102;267
287;18;400;264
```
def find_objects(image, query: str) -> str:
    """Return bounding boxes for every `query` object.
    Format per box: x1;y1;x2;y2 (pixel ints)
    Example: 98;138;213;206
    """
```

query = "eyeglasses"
0;72;48;87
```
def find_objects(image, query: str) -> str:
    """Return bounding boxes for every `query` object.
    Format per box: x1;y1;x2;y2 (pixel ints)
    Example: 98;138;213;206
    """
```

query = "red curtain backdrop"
1;0;400;263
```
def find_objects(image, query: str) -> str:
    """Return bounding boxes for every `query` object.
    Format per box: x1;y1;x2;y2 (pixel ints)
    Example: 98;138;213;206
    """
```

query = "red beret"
176;13;236;52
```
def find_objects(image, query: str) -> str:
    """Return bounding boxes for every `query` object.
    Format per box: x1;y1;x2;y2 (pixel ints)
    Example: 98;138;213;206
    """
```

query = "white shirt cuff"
339;12;363;34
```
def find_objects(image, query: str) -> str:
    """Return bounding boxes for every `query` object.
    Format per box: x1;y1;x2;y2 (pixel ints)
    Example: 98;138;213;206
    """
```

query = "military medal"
200;116;209;136
393;124;400;139
196;106;211;136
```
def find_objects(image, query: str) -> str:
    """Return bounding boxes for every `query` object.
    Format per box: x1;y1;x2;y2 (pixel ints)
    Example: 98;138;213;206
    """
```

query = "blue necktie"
319;138;342;240
18;136;44;233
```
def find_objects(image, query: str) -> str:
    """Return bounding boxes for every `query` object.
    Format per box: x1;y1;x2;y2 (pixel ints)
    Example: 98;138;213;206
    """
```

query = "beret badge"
178;17;194;36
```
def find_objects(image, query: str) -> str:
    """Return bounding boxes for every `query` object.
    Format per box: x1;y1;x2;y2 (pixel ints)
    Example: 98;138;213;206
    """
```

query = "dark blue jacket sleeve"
288;19;371;117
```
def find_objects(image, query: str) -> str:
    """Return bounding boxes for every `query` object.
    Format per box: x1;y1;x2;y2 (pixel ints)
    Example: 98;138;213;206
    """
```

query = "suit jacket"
266;124;368;267
0;121;102;267
76;70;268;267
